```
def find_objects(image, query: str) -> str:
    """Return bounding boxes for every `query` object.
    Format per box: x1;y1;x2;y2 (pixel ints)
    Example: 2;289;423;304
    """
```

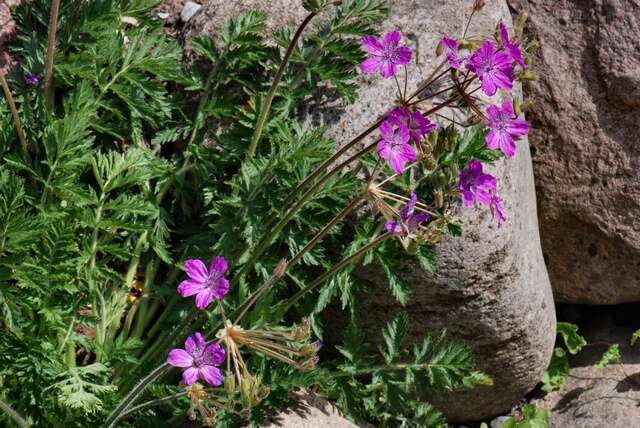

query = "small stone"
491;416;511;428
181;1;202;22
157;12;170;20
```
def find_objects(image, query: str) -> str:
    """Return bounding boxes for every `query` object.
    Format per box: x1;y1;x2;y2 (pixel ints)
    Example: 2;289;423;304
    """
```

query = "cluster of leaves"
1;1;490;427
323;314;492;427
540;322;620;394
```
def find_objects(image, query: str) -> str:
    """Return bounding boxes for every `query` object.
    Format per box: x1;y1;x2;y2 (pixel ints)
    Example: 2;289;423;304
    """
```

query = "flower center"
204;272;220;290
382;46;400;62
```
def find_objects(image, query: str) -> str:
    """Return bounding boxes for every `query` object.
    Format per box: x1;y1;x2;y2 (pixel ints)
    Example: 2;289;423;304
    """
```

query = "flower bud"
434;190;444;209
224;371;236;394
473;0;485;12
435;40;445;56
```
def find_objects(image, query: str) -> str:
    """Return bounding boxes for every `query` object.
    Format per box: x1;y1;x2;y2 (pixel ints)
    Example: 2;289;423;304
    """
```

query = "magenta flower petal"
385;192;429;236
486;100;529;157
209;256;228;275
360;57;381;73
361;35;384;55
167;349;194;368
459;160;498;207
199;365;224;386
468;41;514;96
195;288;215;311
204;343;226;365
185;332;206;355
359;31;412;79
184;259;208;282
380;61;397;79
211;277;230;300
167;332;226;386
383;30;401;46
177;279;205;297
182;367;199;385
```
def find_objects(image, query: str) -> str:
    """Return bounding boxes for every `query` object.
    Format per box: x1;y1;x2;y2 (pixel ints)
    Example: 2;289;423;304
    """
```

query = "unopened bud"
435;40;445;56
434;191;444;209
473;0;485;12
515;12;528;37
224;372;236;393
521;70;539;81
422;154;437;172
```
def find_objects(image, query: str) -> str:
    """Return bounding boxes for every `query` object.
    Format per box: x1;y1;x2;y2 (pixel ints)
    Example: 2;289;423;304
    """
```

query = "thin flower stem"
0;75;31;163
247;12;317;159
118;392;188;420
235;141;377;281
406;61;450;103
105;363;171;428
334;362;459;378
0;399;30;427
375;190;438;216
403;65;408;100
284;232;392;311
393;74;404;102
288;196;363;269
43;0;61;113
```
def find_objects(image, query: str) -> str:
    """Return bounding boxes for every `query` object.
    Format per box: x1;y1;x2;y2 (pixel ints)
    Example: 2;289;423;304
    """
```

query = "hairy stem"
235;140;377;281
43;0;61;113
118;392;188;420
0;76;31;163
0;399;30;428
105;363;171;428
284;232;392;310
247;12;317;158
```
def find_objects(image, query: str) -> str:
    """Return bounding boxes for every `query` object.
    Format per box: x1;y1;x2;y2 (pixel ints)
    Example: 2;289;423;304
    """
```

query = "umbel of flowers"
361;19;529;230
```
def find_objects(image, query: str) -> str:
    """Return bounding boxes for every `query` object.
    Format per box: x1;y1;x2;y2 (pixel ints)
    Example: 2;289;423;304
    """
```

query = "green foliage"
499;405;549;428
0;1;491;427
556;322;587;354
540;347;569;393
326;315;491;427
631;329;640;346
594;344;620;368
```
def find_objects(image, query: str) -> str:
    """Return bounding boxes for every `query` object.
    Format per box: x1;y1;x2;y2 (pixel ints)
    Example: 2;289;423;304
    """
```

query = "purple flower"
486;99;529;158
388;107;436;144
377;120;416;174
177;257;230;310
360;31;412;79
458;160;497;206
167;332;225;386
498;21;526;69
24;73;40;86
489;192;506;226
441;37;468;70
385;192;429;235
467;41;514;96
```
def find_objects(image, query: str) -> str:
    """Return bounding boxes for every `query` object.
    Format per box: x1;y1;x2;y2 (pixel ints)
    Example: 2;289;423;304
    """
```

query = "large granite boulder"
321;0;555;422
507;0;640;304
180;0;556;423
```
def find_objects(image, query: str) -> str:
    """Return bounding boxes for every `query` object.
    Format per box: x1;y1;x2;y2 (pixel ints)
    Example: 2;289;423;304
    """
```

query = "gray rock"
263;392;361;428
321;0;555;422
180;1;202;23
506;0;640;304
491;416;512;428
180;0;556;423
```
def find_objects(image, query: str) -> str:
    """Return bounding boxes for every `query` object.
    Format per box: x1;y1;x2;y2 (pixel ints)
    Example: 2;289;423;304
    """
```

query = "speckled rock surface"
263;392;361;428
507;0;640;304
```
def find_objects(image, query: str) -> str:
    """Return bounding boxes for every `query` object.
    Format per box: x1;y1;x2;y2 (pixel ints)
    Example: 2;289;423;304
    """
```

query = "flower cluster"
360;21;529;229
168;255;320;420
